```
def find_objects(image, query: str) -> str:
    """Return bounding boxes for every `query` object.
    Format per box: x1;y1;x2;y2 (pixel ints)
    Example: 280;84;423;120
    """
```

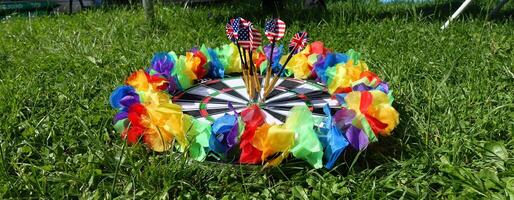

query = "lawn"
0;0;513;198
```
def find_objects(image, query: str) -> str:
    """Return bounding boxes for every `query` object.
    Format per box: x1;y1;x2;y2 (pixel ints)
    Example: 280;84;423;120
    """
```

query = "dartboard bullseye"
173;76;340;125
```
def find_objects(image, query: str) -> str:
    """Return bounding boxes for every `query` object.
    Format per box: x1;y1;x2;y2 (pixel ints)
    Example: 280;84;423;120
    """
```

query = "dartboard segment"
264;78;303;100
262;108;288;122
221;78;252;101
173;76;340;124
261;107;326;125
203;79;249;101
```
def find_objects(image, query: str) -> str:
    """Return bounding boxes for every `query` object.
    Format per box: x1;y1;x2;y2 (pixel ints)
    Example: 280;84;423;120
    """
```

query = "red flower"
192;51;208;78
122;103;148;144
254;52;267;71
310;41;330;56
148;75;169;91
359;71;381;84
239;105;266;164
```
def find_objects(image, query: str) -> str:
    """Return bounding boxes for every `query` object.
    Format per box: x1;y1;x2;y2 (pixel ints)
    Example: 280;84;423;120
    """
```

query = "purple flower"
264;44;284;74
109;86;140;111
148;53;175;78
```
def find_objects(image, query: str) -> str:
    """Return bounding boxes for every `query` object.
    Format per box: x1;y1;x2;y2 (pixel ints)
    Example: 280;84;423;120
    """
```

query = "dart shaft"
237;45;249;91
262;70;272;101
242;49;254;100
264;52;294;97
237;45;251;98
248;50;261;102
262;42;275;102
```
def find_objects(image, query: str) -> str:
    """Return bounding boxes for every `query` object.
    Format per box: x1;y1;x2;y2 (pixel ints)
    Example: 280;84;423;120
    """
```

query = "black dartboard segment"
173;76;340;124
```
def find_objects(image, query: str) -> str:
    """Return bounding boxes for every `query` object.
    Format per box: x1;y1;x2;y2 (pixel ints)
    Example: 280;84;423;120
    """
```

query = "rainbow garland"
109;41;399;169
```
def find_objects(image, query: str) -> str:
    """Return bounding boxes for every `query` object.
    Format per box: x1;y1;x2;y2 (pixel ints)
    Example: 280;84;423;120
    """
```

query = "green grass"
1;1;513;198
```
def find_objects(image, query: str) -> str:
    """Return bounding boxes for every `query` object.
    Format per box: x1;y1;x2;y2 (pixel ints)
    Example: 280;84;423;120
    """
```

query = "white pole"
441;0;473;30
143;0;154;24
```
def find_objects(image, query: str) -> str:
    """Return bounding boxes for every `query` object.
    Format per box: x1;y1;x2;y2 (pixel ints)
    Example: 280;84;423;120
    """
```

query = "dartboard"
173;76;340;124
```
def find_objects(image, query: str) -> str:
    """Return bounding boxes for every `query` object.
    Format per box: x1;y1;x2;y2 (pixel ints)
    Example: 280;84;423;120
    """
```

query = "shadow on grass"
186;0;513;23
378;1;514;21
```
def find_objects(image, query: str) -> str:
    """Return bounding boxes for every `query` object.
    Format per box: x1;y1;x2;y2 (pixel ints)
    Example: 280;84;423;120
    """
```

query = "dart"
264;31;308;98
226;17;252;98
248;24;263;101
262;18;286;102
238;20;262;101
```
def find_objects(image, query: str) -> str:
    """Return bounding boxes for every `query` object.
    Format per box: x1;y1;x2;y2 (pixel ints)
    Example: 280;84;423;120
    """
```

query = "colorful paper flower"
148;52;175;78
110;85;140;111
310;41;330;56
172;55;195;90
252;123;294;167
184;51;208;79
209;113;240;155
200;45;225;79
126;69;168;92
286;105;323;169
142;91;185;151
326;58;369;94
335;90;399;151
318;105;349;169
239;105;265;164
262;44;284;74
284;53;311;79
112;69;186;152
283;45;314;79
225;43;243;74
183;115;211;161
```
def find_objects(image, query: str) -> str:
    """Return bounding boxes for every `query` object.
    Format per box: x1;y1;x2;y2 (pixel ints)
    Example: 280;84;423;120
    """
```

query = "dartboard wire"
265;78;304;100
202;102;248;110
265;100;310;107
198;86;250;114
191;84;248;105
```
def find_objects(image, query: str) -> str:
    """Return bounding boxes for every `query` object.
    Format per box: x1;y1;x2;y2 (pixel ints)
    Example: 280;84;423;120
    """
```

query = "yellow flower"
344;90;399;136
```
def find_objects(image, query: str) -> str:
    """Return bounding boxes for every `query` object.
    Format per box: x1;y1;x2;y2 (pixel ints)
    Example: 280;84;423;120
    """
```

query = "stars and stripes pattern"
238;22;262;51
264;18;286;43
226;17;247;43
237;24;251;49
249;25;262;51
289;31;309;54
232;17;245;40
